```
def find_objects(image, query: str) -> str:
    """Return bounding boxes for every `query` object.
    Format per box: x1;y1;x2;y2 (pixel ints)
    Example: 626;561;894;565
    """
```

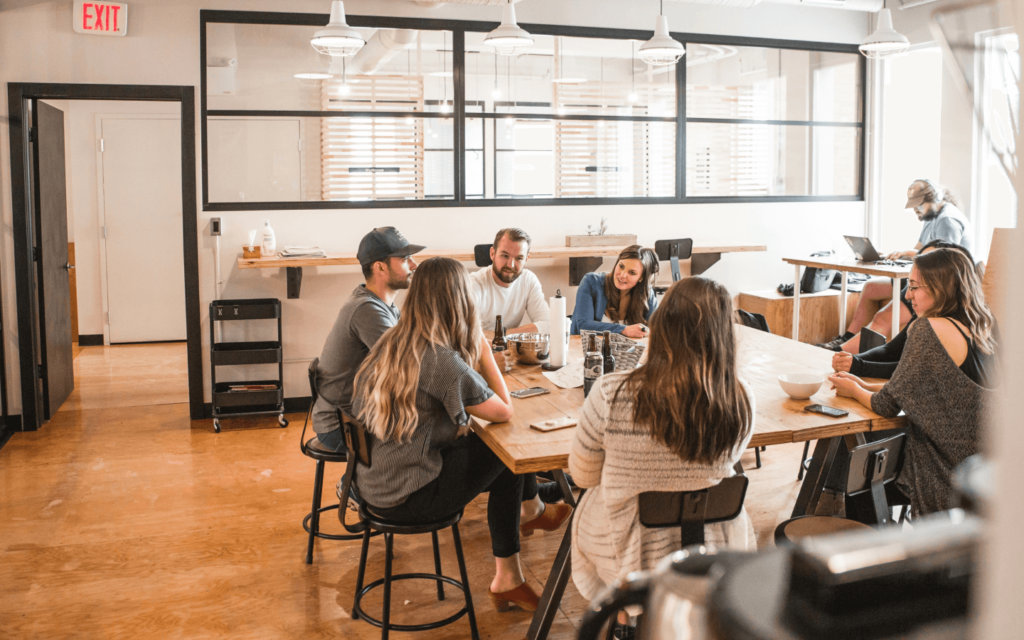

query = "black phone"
804;404;849;418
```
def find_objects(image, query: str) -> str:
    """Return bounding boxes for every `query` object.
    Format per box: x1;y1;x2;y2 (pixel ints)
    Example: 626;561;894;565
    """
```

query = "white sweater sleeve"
569;376;612;488
525;271;551;334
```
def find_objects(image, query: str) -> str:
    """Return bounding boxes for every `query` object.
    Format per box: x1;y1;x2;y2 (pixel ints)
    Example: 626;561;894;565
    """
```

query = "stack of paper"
280;246;327;258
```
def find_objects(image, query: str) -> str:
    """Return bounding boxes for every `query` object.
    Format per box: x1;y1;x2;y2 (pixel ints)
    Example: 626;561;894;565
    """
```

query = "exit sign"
73;1;128;37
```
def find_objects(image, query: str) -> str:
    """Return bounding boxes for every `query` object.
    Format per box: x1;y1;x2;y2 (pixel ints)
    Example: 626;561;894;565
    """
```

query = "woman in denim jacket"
570;245;659;339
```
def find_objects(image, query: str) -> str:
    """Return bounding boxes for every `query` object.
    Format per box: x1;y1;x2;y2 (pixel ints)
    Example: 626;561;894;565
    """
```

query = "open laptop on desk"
844;236;912;266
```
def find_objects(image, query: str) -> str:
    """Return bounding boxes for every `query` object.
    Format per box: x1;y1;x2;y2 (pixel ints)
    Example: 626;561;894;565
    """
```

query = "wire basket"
580;331;645;371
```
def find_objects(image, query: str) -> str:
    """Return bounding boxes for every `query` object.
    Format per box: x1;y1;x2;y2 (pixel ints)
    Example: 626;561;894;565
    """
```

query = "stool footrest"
354;573;470;631
303;504;371;541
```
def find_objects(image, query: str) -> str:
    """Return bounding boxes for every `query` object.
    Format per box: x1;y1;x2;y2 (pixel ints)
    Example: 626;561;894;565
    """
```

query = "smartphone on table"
804;404;849;418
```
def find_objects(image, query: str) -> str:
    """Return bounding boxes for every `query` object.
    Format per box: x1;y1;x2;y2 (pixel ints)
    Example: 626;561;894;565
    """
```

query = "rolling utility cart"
210;298;288;433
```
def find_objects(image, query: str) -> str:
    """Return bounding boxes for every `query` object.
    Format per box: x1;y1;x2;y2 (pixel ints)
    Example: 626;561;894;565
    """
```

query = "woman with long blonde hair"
352;257;570;612
569;277;756;604
831;248;998;516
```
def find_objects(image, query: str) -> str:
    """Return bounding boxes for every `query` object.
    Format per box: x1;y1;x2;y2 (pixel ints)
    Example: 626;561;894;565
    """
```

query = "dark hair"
360;262;375;279
602;245;660;326
914;249;995;355
493;228;532;250
920;239;974;263
613;277;752;464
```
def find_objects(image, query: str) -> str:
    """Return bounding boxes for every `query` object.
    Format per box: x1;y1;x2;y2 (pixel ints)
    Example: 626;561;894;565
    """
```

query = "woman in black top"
832;240;979;379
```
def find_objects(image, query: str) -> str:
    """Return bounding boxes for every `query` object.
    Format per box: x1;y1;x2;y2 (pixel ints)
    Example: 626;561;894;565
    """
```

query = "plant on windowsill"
566;217;637;247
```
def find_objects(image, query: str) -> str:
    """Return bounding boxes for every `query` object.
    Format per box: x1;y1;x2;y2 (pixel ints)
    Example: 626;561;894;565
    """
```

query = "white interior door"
100;117;186;343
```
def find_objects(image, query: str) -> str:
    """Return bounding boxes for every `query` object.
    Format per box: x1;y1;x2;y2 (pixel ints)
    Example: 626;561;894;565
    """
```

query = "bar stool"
338;413;480;640
653;238;693;295
775;433;906;546
300;358;368;564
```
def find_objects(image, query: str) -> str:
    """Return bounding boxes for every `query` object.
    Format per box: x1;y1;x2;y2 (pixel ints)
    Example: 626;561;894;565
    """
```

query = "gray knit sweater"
569;373;756;601
871;319;995;516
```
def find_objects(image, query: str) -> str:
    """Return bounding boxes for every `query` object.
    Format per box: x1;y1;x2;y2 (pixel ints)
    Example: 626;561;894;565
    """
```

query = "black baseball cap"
356;227;426;266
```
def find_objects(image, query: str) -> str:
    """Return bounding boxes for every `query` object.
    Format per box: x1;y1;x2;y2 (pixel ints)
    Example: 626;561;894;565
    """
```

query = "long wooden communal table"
783;255;912;343
237;244;766;298
471;326;906;640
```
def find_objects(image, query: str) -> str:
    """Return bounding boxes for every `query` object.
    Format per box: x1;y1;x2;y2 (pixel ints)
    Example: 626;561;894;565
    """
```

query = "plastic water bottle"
262;219;276;257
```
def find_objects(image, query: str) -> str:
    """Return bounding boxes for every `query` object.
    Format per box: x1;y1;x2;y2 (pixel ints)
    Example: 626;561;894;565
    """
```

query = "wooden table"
237;244;766;298
472;327;905;640
783;256;912;343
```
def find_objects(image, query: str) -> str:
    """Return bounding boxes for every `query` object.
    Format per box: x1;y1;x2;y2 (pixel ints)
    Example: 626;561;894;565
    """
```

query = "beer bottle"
492;315;507;352
583;334;602;397
602;330;616;375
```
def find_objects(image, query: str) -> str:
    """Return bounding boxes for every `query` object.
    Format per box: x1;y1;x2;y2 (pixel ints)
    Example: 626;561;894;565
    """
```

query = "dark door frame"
7;83;202;430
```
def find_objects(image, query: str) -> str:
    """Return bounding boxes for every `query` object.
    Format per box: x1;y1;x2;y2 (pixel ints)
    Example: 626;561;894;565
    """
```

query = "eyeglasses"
906;284;929;293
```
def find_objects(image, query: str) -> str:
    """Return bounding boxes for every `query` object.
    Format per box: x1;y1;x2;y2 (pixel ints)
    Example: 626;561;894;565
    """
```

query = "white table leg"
792;264;801;341
839;271;849;339
891;277;901;341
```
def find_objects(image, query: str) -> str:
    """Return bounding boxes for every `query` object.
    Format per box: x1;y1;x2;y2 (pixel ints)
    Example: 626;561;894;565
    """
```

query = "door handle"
64;263;75;270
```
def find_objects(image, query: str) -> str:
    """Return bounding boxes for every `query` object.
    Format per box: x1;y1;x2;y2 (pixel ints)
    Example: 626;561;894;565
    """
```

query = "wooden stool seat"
774;514;871;545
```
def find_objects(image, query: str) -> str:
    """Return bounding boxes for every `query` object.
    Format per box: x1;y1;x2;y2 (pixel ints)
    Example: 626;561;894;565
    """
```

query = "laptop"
844;236;885;263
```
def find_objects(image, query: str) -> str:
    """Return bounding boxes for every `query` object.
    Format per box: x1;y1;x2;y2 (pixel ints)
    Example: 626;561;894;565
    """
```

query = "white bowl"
778;373;824;400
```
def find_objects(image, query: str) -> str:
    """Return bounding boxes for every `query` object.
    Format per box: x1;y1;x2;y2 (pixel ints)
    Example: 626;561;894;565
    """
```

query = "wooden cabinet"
738;289;874;345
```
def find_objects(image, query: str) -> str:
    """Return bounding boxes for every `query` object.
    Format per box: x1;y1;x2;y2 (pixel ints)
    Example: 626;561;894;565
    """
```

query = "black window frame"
200;9;865;211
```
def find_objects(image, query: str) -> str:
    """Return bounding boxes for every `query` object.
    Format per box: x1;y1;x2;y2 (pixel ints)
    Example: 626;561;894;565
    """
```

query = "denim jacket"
570;272;658;335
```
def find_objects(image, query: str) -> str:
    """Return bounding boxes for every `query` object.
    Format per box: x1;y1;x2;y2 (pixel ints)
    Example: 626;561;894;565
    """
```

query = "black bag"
800;251;836;294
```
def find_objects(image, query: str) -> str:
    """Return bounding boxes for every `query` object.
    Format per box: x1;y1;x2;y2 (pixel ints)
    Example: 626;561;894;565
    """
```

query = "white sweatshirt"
469;266;551;335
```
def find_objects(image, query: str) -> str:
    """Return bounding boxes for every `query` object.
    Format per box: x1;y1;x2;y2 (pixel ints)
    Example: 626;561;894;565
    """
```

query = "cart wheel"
279;414;289;428
213;419;221;433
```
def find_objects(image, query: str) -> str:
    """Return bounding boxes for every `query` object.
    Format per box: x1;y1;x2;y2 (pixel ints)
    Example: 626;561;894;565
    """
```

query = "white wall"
0;0;870;414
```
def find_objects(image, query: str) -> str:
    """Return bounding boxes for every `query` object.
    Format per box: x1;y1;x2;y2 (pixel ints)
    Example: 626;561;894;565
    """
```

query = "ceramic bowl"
505;333;550;364
778;373;825;400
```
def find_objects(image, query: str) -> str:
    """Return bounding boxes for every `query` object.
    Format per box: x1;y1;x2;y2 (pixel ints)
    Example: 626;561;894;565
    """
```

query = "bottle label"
584;363;602;379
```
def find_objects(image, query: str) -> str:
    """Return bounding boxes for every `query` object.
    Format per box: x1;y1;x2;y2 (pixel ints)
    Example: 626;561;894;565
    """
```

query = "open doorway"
7;84;202;431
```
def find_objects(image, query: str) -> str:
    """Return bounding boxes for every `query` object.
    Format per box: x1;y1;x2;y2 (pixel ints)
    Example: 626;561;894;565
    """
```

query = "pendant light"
484;0;533;57
311;1;365;58
859;1;909;59
639;0;685;66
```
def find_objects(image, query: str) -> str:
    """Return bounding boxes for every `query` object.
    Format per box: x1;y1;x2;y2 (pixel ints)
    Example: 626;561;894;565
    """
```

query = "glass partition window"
201;12;863;208
685;43;863;197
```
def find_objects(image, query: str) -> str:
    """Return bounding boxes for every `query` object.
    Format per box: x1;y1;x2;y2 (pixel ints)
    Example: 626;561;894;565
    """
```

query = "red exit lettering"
81;3;121;31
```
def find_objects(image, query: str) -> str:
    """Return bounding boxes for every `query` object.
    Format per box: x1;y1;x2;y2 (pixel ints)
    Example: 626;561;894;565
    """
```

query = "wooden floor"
0;343;812;639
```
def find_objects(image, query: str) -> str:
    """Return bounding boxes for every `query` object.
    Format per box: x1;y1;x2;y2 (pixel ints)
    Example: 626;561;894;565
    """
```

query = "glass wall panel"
686;45;861;122
686;122;860;196
206;23;453;113
464;33;676;116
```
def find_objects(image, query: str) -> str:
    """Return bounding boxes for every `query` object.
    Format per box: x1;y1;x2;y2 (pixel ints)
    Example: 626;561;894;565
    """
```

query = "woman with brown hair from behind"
831;248;998;517
352;257;571;613
569;276;757;606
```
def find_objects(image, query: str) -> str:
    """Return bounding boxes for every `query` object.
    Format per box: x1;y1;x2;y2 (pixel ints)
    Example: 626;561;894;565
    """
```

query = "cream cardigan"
569;372;757;601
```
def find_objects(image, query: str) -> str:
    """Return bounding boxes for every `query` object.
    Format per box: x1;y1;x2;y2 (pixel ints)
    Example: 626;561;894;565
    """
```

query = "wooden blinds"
320;75;426;201
553;82;676;199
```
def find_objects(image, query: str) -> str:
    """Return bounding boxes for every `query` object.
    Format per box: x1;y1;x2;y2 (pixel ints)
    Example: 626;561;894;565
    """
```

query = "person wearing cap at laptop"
818;179;972;352
311;227;425;452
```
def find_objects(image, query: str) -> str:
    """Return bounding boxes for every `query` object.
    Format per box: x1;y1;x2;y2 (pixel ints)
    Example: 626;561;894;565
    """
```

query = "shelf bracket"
287;266;303;299
568;257;604;287
691;253;721;276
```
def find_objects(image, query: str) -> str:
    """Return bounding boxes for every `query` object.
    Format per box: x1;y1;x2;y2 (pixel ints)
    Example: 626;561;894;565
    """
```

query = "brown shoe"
489;581;540;612
520;502;572;537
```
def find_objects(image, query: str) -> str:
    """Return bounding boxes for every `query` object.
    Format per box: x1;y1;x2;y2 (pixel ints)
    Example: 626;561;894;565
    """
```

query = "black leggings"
372;432;536;558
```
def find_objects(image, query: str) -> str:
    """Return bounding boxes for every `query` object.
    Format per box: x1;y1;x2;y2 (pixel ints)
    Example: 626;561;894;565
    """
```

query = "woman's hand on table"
622;324;648;340
832;351;853;373
829;372;862;398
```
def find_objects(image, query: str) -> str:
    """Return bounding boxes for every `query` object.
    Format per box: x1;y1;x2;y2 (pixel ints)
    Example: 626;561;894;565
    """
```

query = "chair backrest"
474;243;492;268
982;227;1015;329
859;327;886;352
337;412;373;534
300;358;321;453
736;309;770;333
638;474;749;547
654;238;694;282
844;433;905;526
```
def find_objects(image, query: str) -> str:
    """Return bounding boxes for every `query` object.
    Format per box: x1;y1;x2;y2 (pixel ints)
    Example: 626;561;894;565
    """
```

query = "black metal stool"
301;358;368;564
339;413;480;640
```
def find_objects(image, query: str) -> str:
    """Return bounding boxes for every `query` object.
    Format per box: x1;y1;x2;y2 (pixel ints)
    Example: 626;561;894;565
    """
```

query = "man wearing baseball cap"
311;227;425;451
818;179;972;352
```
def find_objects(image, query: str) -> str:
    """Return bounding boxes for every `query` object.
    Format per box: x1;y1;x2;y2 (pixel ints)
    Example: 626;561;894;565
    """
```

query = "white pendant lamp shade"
484;2;533;56
311;1;365;57
639;15;685;66
859;9;909;59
